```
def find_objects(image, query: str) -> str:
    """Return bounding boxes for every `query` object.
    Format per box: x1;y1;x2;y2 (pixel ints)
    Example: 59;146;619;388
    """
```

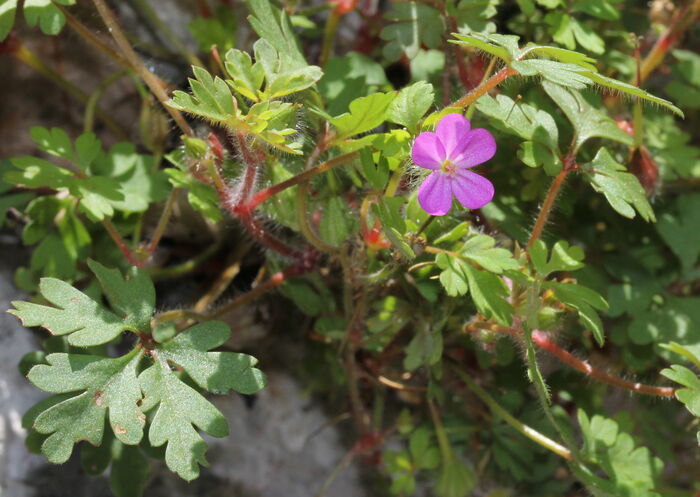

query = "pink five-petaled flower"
412;114;496;216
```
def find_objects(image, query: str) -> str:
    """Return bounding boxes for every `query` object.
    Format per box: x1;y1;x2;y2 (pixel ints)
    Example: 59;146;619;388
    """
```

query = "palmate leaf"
386;81;434;133
9;261;155;346
529;240;584;278
582;147;655;222
380;2;444;61
0;0;76;41
577;410;663;497
458;234;520;274
542;82;632;152
451;32;682;116
331;92;397;141
139;355;229;481
168;66;303;154
545;281;608;345
26;349;145;463
157;321;266;395
246;0;308;72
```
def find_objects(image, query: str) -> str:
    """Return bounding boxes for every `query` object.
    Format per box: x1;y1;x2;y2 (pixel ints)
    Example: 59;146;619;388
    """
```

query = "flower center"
440;159;458;177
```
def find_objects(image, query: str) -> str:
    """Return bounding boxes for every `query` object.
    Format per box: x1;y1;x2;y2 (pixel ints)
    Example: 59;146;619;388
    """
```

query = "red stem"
531;331;676;397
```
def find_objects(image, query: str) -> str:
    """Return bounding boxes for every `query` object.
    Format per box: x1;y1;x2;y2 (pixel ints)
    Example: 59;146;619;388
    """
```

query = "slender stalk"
207;264;304;319
469;323;677;398
248;151;360;209
638;0;700;83
296;183;340;254
147;239;223;280
453;368;572;461
527;168;569;250
451;67;516;109
466;56;497;119
193;242;252;313
84;70;128;134
13;44;127;139
234;132;259;208
145;188;179;254
532;331;676;397
92;0;194;136
152;309;207;325
59;6;131;69
101;218;142;266
320;10;341;66
313;448;356;497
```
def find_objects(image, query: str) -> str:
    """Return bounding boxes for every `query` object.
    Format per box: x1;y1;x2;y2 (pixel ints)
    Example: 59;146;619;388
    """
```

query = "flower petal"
436;114;471;158
418;172;453;216
411;132;445;170
451;128;497;169
452;169;494;209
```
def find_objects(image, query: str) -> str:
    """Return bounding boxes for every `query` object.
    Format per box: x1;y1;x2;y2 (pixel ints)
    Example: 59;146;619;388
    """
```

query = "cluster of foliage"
2;0;700;495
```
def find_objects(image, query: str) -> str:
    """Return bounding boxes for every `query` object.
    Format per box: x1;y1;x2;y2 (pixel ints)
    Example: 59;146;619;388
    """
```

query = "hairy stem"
451;67;516;109
527;167;569;250
145;188;179;255
101;219;142;266
248;151;360;209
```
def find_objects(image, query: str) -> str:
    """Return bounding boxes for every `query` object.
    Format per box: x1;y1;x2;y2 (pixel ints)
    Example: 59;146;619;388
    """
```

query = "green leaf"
252;39;323;99
188;5;237;53
90;142;171;213
475;93;560;156
529;240;585;277
541;82;632;152
23;0;75;36
87;260;155;333
380;2;444;61
331;92;397;141
75;133;101;170
661;365;700;417
464;264;513;325
164;163;222;223
582;147;655;222
545;281;608;345
436;458;475;497
139;355;229;481
320;196;351;246
10;277;136;347
655;194;700;273
246;0;308;72
450;32;521;62
512;59;593;89
318;52;389;116
409;428;441;469
26;349;145;463
6;156;75;190
359;148;390;190
572;0;620;20
224;48;265;101
436;253;469;297
30;126;74;160
387;81;434;133
110;442;150;497
404;323;443;371
0;0;17;40
158;321;266;395
459;234;520;274
577;410;663;497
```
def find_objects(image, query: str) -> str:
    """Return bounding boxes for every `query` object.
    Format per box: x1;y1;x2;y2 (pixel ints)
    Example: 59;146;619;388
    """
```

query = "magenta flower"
412;114;496;216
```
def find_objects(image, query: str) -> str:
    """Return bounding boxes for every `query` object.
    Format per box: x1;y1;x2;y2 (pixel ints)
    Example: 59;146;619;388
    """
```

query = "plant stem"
453;368;572;461
84;70;128;134
91;0;194;136
147;239;223;280
469;322;677;398
466;56;497;120
152;309;207;325
531;330;676;397
101;218;142;266
145;187;179;255
320;10;342;66
193;241;252;312
248;151;360;209
207;264;304;319
296;183;340;254
234;132;259;208
13;43;127;139
451;67;516;109
527;168;569;250
638;0;700;83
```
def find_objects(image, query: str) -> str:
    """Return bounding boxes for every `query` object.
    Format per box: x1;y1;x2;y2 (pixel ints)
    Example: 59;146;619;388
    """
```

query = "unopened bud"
183;136;208;160
629;146;659;196
139;97;170;153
